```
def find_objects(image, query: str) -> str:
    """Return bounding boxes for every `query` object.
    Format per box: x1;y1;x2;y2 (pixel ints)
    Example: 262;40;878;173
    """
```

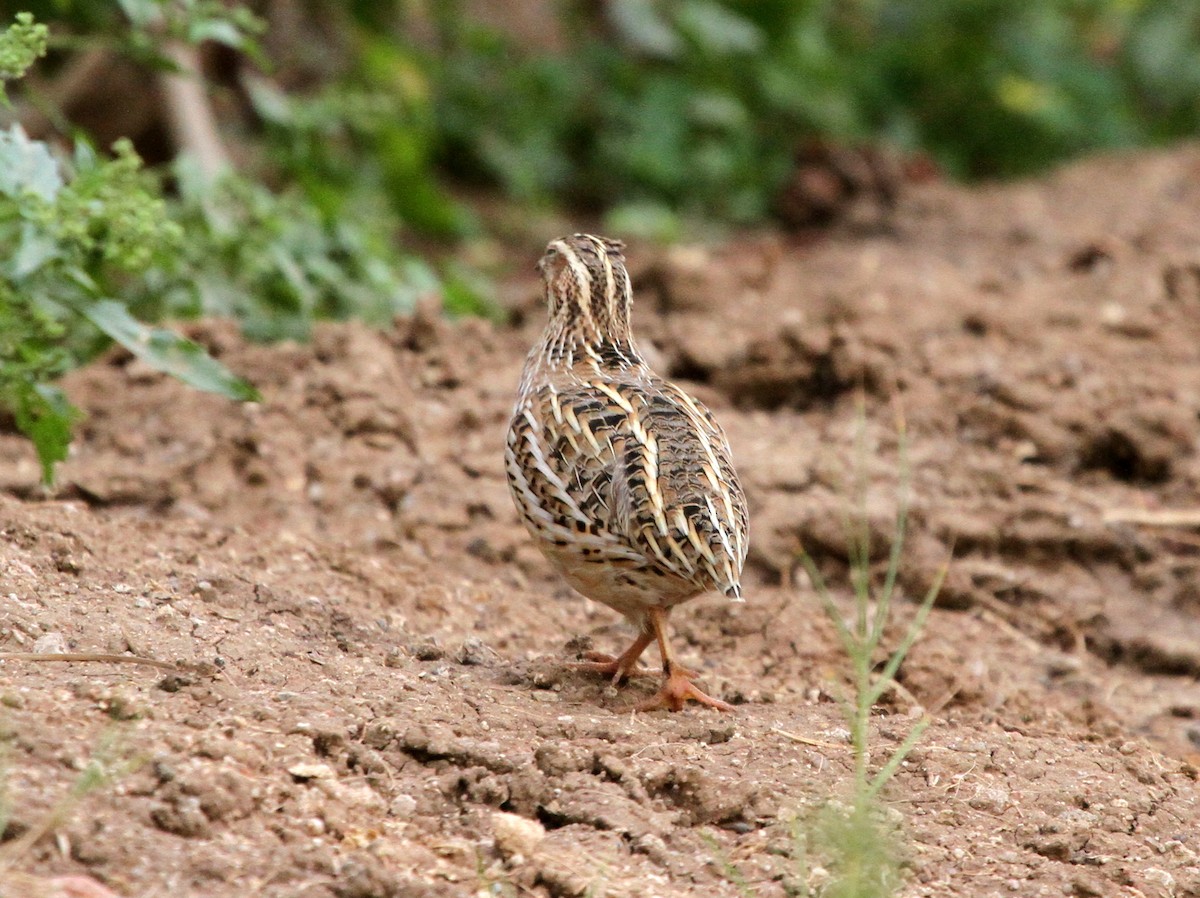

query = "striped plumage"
505;234;748;712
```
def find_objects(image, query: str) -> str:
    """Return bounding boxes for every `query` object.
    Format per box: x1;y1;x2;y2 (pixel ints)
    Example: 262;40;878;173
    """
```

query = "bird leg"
636;607;734;713
570;630;656;685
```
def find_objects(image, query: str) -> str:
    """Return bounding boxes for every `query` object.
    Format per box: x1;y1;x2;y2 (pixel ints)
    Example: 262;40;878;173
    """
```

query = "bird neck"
533;320;647;379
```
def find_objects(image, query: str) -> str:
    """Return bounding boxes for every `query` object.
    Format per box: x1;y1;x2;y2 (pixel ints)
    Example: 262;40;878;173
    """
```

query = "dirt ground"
3;145;1200;898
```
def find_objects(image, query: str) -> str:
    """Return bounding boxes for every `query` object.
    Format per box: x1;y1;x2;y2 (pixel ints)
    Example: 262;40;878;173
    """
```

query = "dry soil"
2;146;1200;898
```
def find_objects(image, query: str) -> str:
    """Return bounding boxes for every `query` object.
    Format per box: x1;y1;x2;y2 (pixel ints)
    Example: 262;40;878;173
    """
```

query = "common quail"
505;234;748;711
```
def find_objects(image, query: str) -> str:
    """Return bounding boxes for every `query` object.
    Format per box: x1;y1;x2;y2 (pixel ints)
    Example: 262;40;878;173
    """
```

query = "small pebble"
413;639;445;661
288;762;335;781
33;632;69;654
492;811;545;859
304;817;326;836
391;794;418;818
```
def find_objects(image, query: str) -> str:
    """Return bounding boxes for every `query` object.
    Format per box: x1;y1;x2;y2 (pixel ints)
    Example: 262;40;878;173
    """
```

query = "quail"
505;234;748;711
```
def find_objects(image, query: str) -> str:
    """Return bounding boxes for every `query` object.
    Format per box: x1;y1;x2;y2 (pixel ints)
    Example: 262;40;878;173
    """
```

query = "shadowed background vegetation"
2;0;1199;480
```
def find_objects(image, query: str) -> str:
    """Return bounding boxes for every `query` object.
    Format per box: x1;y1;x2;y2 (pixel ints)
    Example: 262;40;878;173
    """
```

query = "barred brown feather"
505;234;748;712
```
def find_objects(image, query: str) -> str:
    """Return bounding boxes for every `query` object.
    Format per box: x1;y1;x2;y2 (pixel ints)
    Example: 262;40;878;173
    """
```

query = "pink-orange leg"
570;630;656;685
636;607;734;713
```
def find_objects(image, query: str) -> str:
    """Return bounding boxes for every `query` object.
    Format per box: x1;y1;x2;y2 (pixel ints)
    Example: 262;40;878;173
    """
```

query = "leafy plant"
158;159;446;342
789;409;947;897
0;124;260;483
0;13;259;484
13;0;266;69
0;726;140;879
0;12;46;101
1;7;498;483
245;43;475;240
115;0;266;60
705;410;945;898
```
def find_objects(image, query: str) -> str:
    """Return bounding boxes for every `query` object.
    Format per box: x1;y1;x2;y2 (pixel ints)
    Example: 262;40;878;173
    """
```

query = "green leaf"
242;75;293;126
115;0;163;29
0;124;63;201
604;200;682;243
82;300;260;402
9;221;61;280
12;382;79;485
675;1;763;55
188;18;248;51
609;0;683;58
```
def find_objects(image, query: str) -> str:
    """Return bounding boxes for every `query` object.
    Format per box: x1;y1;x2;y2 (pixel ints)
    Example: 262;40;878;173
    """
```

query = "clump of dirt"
3;145;1200;897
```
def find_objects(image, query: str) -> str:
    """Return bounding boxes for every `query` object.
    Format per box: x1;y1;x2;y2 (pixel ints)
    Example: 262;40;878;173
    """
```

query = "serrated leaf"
0;124;63;201
12;382;79;485
82;300;260;402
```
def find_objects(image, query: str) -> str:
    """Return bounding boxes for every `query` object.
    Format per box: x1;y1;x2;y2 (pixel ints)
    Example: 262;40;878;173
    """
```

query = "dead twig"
771;726;851;751
1102;508;1200;528
0;652;179;672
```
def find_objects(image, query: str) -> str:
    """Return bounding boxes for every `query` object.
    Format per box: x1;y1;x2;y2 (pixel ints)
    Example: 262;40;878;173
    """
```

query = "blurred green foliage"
0;120;258;483
0;5;482;482
0;10;45;97
2;0;1199;482
243;42;475;240
426;0;1200;224
159;160;447;341
0;6;450;484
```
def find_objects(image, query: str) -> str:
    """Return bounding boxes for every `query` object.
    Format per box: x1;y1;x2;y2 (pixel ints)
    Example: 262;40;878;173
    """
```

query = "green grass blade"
867;559;947;706
800;549;858;659
871;425;910;647
866;715;931;802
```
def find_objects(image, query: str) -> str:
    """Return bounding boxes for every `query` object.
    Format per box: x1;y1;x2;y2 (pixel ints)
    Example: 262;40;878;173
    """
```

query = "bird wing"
506;383;646;566
507;376;748;597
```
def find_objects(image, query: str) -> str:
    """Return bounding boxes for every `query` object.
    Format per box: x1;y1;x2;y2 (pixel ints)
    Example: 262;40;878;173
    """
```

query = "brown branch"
159;40;230;178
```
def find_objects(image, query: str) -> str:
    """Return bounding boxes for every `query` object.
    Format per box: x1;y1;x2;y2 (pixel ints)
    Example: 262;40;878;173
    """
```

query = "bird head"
537;234;633;347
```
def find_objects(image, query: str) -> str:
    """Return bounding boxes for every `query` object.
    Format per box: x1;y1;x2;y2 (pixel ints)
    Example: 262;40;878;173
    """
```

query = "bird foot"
636;670;734;713
570;651;655;684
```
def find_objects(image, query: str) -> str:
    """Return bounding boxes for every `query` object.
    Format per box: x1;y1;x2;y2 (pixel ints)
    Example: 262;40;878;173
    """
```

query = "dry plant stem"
160;40;230;179
1101;508;1200;527
0;652;178;672
0;874;122;898
771;727;851;751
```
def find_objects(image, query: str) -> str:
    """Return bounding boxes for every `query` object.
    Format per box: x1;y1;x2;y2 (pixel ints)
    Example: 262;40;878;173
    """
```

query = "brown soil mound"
2;145;1200;897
